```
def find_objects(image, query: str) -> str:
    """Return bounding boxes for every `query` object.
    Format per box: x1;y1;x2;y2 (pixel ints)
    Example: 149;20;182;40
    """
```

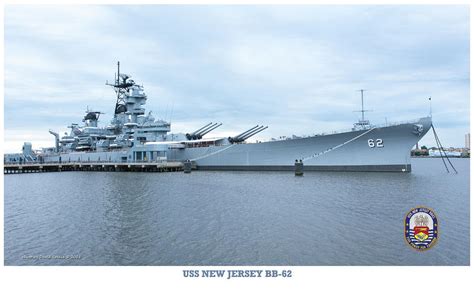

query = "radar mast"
106;61;134;118
353;89;372;130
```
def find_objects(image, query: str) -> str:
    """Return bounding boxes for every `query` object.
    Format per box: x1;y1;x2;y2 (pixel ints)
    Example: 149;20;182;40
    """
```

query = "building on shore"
429;148;462;157
411;146;470;158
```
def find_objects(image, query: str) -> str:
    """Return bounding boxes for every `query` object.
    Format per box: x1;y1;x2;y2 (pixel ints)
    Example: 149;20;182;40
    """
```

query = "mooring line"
190;144;236;162
432;124;458;174
302;127;376;162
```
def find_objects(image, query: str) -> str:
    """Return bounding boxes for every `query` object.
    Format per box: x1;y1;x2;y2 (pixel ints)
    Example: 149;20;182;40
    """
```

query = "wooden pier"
4;161;184;174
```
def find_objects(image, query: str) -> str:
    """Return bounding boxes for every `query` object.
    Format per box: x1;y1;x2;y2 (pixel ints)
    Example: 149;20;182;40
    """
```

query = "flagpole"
429;97;432;118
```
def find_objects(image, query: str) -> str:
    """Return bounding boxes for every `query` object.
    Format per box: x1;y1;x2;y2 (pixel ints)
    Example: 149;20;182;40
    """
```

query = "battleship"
5;62;432;172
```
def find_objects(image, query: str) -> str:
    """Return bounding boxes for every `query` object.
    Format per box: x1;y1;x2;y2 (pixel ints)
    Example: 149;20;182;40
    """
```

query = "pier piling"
295;159;304;176
183;160;192;173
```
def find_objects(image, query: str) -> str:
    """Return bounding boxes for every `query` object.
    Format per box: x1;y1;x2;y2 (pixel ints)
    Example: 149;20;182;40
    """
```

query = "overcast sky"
4;5;470;152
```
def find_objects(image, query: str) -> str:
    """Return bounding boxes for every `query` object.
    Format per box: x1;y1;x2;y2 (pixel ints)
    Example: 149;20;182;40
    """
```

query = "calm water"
4;158;470;266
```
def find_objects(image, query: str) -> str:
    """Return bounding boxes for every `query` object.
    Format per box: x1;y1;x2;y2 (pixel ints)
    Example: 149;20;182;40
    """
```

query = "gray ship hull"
38;117;431;173
169;117;432;172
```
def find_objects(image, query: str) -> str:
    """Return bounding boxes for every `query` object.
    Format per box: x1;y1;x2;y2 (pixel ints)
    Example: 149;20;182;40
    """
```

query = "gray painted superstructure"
5;63;432;172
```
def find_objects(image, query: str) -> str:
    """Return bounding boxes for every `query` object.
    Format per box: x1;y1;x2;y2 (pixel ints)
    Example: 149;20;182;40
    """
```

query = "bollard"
183;160;192;173
295;159;303;176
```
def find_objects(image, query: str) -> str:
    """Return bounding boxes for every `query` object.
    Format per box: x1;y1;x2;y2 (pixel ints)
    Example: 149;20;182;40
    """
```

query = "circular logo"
405;207;438;251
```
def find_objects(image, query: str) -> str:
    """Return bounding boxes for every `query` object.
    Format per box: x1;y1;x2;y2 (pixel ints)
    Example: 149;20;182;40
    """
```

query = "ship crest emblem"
405;207;438;251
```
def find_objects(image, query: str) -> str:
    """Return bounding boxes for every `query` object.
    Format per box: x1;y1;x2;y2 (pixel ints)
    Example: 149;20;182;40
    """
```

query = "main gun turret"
186;122;222;140
229;125;268;143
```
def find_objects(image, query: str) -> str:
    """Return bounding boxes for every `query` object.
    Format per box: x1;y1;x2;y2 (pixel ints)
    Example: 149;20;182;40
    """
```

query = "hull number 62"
368;139;384;148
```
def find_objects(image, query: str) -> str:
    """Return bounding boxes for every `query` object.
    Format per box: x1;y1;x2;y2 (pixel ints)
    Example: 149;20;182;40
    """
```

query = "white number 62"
368;139;384;148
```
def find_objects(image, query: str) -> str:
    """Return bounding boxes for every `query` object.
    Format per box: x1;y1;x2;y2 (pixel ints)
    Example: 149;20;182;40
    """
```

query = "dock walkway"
4;161;184;174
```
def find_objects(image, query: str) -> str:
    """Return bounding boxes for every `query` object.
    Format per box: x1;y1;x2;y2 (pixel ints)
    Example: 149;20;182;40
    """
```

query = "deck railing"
266;118;425;141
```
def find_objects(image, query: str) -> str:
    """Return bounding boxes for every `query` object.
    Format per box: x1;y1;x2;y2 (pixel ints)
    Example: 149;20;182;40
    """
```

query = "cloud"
4;5;470;153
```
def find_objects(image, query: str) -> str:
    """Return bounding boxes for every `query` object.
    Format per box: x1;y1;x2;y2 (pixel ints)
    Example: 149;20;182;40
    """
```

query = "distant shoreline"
411;156;469;159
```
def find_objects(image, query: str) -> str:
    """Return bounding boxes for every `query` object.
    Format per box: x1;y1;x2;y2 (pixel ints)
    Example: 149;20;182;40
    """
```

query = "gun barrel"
191;122;213;136
199;123;222;137
186;122;213;140
239;126;268;140
195;123;218;136
229;125;268;143
233;125;260;140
